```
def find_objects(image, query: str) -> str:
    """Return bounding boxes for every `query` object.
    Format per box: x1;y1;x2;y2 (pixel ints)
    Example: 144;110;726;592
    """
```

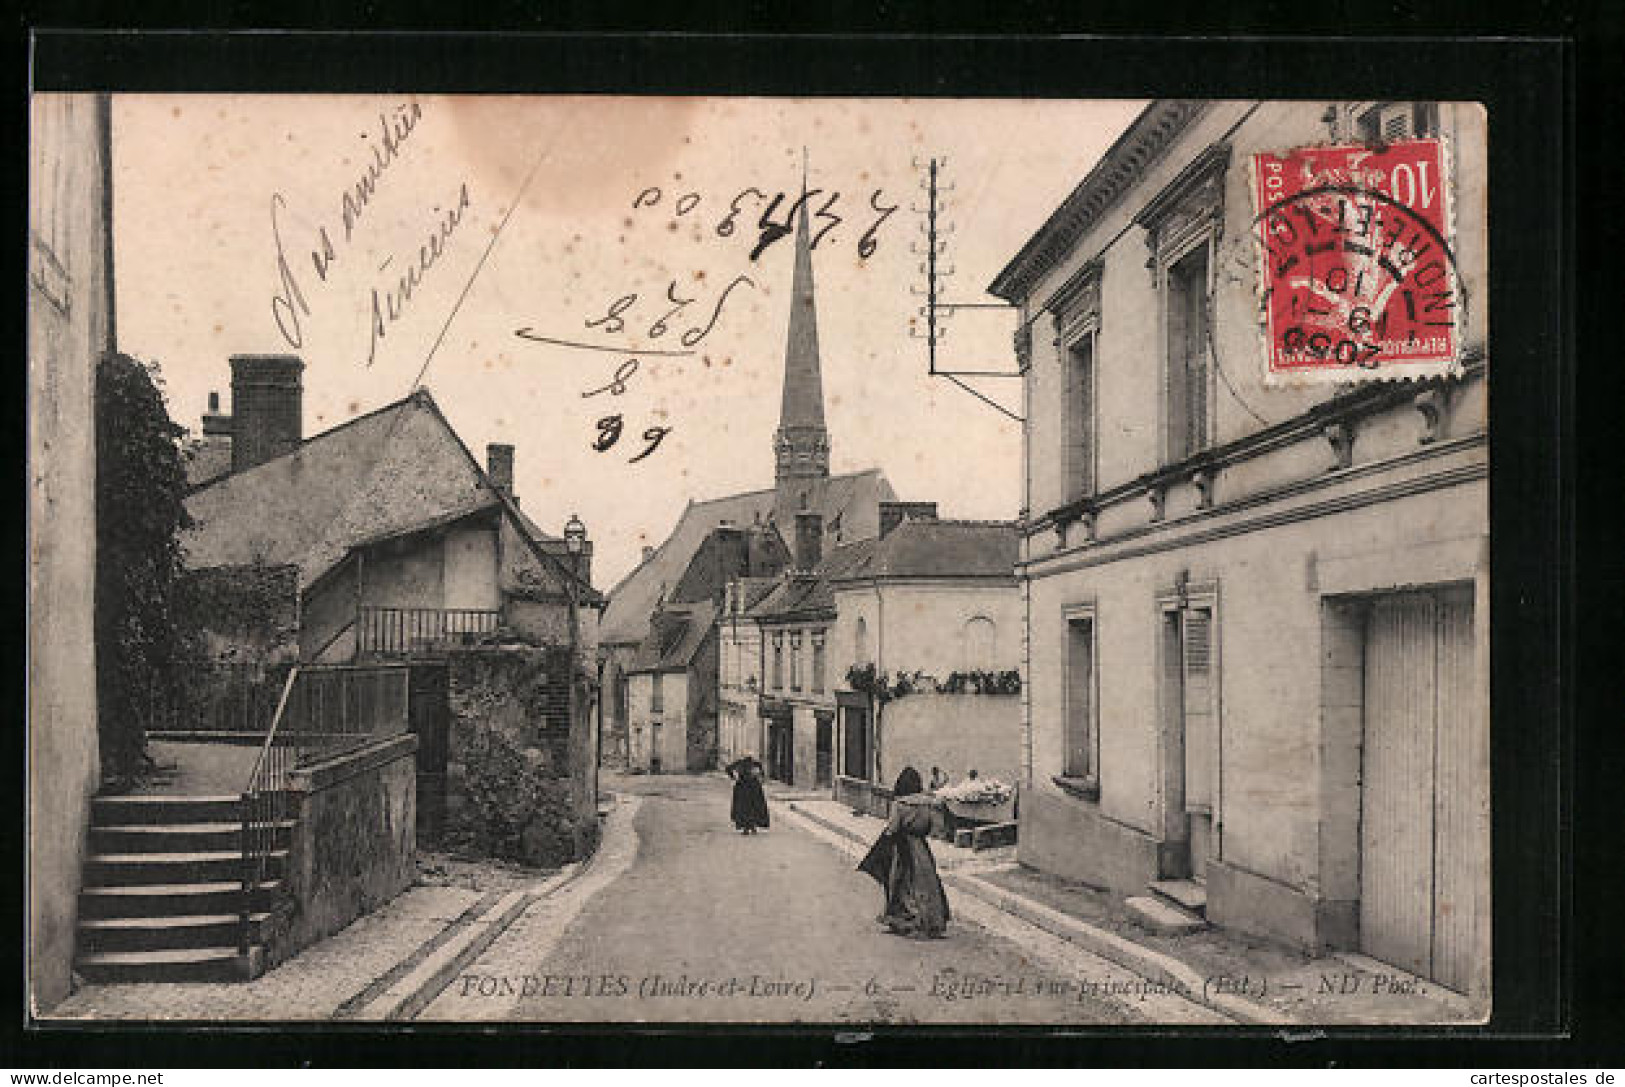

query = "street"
426;774;1174;1024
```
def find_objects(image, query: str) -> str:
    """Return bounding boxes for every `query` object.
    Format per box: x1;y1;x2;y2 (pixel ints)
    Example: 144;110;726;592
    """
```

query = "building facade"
28;92;115;1013
827;514;1023;806
990;100;1489;1000
598;184;899;771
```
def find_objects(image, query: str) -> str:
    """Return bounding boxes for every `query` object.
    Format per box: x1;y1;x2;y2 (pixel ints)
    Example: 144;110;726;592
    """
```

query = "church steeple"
774;152;831;493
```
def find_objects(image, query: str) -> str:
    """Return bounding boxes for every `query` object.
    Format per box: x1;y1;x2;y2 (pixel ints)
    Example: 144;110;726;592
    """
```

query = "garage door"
1360;586;1481;993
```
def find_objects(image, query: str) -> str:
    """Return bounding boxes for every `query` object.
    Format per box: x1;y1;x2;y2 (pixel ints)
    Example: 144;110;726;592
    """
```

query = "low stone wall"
835;775;893;821
264;732;417;969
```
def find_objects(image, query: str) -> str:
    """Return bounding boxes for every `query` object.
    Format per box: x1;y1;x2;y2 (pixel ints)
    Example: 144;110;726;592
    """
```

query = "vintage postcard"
28;92;1490;1028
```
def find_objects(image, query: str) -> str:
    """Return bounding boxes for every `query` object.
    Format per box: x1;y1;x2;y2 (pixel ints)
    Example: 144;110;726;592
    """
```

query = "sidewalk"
780;794;1486;1027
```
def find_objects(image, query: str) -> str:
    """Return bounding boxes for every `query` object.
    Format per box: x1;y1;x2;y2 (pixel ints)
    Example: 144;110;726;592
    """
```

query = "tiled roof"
599;469;894;646
831;520;1018;582
749;537;880;623
181;388;592;599
629;599;717;673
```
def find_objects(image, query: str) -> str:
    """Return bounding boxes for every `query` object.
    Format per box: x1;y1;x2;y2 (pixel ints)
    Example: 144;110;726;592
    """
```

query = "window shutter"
1183;607;1216;812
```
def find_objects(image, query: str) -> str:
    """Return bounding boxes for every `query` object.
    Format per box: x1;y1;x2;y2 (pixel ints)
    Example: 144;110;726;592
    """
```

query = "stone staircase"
1125;878;1209;936
75;794;293;983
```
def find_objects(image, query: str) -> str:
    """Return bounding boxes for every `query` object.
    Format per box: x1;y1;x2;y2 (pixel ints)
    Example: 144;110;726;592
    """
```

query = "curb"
780;798;1290;1027
349;864;582;1021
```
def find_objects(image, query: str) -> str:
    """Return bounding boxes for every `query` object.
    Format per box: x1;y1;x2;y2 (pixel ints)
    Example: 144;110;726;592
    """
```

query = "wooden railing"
239;663;411;954
356;606;502;656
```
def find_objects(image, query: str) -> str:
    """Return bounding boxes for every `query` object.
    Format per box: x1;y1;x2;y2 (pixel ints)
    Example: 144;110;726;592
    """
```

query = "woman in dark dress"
857;766;950;938
725;756;770;834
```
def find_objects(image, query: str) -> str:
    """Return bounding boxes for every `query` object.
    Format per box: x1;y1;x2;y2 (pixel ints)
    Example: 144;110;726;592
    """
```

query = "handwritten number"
633;187;661;209
859;190;897;259
649;281;694;339
750;189;821;262
586;293;638;334
629;426;673;464
681;275;756;347
718;188;764;238
583;359;639;399
675;193;700;216
811;191;842;249
593;415;624;452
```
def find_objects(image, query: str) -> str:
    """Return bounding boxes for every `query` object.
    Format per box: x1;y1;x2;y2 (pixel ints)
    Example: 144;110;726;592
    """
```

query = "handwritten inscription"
270;100;425;351
367;182;473;367
631;183;899;261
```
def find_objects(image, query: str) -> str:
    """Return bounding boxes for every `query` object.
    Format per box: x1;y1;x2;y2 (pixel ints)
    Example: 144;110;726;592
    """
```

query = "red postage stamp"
1251;138;1460;385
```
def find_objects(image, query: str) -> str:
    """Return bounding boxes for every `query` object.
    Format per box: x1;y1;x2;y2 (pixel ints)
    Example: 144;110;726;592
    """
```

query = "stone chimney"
486;443;515;503
880;500;939;538
229;354;303;473
201;390;233;438
794;510;823;573
642;545;656;564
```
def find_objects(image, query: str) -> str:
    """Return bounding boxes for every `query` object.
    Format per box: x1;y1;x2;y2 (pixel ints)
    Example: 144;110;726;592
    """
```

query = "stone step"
92;795;247;825
1125;894;1207;936
83;849;287;887
79;880;284;919
78;912;271;953
75;945;261;984
1149;878;1208;914
91;821;295;854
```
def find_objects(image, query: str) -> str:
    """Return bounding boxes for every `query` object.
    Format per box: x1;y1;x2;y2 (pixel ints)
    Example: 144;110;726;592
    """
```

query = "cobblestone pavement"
435;774;1219;1025
47;885;483;1021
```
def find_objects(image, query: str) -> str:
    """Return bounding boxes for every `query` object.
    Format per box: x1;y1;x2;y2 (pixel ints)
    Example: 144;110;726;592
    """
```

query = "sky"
111;95;1145;586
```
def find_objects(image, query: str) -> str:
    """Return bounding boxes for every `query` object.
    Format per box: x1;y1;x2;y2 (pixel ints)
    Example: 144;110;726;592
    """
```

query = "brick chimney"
794;510;823;573
486;443;515;503
880;500;939;538
229;354;303;473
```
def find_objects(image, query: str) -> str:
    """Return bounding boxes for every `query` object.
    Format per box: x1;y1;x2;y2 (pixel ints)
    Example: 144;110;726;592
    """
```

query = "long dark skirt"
858;831;949;938
730;776;770;830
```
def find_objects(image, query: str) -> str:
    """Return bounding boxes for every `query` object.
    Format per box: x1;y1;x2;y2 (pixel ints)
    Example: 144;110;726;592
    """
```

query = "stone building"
990;100;1489;999
27;92;115;1013
599;186;897;770
826;512;1022;807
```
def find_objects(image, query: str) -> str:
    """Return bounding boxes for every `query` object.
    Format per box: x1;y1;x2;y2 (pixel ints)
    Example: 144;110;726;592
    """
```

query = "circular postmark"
1229;140;1464;385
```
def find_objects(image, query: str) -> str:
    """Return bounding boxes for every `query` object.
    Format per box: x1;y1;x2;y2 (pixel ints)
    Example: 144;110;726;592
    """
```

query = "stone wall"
442;646;591;867
264;733;418;970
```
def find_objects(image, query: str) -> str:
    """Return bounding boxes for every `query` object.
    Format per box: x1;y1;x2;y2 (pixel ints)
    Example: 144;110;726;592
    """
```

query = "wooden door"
815;714;833;787
1360;588;1479;991
408;663;449;844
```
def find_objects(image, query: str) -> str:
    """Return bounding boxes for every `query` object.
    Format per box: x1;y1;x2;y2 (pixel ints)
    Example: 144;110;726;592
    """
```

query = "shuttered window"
1165;245;1213;463
1182;607;1217;812
1067;334;1097;499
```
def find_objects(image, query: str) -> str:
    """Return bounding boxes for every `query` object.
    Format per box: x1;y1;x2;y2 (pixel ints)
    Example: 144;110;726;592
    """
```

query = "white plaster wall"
28;93;110;1014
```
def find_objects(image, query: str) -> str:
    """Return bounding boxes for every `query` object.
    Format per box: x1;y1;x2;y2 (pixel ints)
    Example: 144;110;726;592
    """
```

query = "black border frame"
12;24;1589;1069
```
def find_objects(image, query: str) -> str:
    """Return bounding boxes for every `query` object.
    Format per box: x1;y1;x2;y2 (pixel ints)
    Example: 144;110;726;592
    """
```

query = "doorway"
1159;597;1218;881
814;712;834;788
1359;586;1478;992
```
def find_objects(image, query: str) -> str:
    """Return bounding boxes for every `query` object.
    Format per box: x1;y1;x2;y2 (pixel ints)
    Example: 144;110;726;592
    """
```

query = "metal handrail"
237;662;412;956
239;665;299;955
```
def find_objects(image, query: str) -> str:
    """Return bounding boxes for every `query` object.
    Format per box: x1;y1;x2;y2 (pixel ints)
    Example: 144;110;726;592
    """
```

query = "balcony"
356;606;502;657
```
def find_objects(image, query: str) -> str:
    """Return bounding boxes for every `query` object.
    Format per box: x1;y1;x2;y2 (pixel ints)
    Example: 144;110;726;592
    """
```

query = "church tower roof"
774;157;832;495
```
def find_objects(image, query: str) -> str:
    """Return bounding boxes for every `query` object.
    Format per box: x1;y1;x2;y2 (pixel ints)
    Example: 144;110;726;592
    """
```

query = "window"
1067;333;1098;499
1046;262;1102;503
1357;101;1440;143
772;633;784;690
790;632;803;691
651;672;664;713
963;616;997;671
1165;243;1213;462
854;616;869;663
812;633;826;692
1064;610;1098;786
